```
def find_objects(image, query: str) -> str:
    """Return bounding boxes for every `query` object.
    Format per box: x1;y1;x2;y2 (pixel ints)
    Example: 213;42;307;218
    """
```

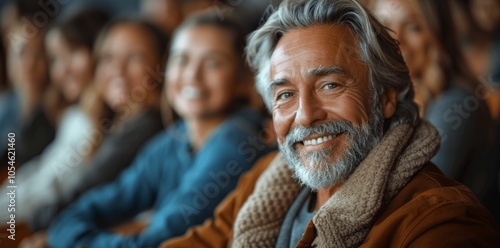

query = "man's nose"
294;93;327;127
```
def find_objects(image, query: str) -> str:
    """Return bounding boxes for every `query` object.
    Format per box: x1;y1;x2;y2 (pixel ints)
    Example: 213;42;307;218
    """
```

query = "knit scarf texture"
232;120;440;247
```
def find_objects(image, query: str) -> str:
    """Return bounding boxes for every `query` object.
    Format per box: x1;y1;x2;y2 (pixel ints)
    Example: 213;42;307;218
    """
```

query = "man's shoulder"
365;163;500;247
394;163;483;208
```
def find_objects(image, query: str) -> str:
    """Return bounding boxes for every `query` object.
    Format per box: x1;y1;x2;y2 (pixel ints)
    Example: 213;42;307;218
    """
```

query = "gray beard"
278;105;384;190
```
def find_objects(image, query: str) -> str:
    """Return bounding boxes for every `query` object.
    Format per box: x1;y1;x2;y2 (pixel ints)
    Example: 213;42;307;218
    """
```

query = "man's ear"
381;88;397;119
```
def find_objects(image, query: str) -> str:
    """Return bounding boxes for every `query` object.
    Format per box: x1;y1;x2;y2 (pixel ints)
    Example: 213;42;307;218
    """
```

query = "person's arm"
401;198;500;247
72;110;163;192
161;151;277;248
108;124;274;247
47;132;169;248
28;111;163;230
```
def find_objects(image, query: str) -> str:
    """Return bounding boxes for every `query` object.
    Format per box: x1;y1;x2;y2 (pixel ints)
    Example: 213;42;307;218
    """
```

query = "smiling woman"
166;12;255;149
43;11;274;248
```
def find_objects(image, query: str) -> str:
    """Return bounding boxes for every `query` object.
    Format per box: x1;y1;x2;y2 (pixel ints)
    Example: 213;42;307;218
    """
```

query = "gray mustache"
284;120;355;147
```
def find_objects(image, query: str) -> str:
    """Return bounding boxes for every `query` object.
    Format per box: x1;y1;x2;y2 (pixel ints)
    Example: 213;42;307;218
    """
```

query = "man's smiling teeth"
303;134;335;146
181;86;201;99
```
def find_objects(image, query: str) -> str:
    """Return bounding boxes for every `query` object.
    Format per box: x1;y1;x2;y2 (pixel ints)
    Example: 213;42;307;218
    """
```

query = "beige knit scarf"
232;120;440;247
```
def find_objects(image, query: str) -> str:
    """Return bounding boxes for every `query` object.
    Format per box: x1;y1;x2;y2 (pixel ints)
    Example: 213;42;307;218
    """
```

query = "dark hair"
172;11;251;78
415;0;482;94
14;0;56;21
49;8;110;51
453;0;488;36
96;16;169;67
44;8;110;123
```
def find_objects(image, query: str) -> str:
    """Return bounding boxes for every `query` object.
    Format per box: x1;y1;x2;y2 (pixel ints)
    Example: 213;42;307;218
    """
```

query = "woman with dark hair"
0;0;56;164
455;0;500;88
26;11;275;248
373;0;499;223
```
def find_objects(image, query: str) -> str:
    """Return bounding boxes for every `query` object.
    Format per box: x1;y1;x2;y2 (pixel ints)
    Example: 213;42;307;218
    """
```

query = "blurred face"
95;23;159;110
373;0;431;79
6;25;48;92
45;29;93;103
471;0;500;32
167;25;243;120
270;25;390;189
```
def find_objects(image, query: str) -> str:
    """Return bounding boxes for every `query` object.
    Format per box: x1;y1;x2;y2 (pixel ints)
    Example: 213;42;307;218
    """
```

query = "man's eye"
322;83;338;89
278;92;293;100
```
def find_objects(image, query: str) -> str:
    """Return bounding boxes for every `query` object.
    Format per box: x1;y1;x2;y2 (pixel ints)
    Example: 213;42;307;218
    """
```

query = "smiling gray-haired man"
161;0;500;247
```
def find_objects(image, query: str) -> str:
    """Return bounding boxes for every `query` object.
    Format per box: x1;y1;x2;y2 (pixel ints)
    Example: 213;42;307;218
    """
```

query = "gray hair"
246;0;419;129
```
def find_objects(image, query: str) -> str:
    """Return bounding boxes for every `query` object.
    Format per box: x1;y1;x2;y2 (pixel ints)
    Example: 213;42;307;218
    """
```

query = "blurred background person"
0;0;56;165
29;14;167;229
24;12;276;248
0;8;108;241
372;0;499;224
0;11;168;245
452;0;500;121
457;0;500;83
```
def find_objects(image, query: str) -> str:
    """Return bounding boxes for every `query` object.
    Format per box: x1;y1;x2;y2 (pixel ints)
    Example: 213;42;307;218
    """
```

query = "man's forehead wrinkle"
268;78;289;92
269;25;364;83
307;65;346;78
271;43;346;70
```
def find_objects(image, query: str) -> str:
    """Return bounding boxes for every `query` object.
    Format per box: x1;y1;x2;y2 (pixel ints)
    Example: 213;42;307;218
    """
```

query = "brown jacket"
162;122;499;247
162;153;499;247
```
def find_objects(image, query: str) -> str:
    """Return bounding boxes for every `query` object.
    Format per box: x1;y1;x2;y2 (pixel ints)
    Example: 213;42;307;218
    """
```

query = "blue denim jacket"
47;107;275;248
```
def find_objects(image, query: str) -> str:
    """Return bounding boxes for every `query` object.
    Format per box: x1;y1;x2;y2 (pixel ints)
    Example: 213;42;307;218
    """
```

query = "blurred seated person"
450;0;500;120
17;12;168;231
23;12;274;248
0;0;56;164
452;0;500;224
372;0;499;223
0;12;166;233
458;0;500;87
0;8;108;230
161;0;500;247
